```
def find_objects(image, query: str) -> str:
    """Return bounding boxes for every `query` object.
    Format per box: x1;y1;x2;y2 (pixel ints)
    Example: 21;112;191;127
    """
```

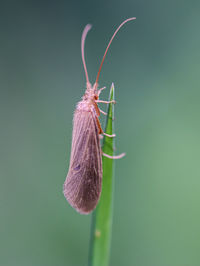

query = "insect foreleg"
97;87;106;96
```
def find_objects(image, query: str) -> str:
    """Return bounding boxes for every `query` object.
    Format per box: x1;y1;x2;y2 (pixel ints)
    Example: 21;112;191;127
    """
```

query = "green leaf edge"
88;83;115;266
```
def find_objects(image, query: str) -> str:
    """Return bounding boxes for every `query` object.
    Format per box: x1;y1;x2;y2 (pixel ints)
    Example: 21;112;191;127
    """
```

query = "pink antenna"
95;17;136;85
81;24;92;85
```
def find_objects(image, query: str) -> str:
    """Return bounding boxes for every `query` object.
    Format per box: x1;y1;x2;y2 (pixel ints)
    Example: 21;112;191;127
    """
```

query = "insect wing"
63;110;102;214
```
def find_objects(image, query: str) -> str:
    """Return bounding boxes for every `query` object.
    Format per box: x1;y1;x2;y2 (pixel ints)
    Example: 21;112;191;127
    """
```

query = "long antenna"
95;17;136;85
81;24;92;85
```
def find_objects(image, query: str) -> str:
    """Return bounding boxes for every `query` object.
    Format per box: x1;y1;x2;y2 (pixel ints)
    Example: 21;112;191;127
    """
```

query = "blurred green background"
1;0;200;265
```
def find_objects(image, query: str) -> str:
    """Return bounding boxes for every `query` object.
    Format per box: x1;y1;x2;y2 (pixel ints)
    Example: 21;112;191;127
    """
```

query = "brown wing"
63;109;102;214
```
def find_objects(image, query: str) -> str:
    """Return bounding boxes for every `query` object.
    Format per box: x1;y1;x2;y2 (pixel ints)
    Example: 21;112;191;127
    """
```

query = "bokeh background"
1;0;200;265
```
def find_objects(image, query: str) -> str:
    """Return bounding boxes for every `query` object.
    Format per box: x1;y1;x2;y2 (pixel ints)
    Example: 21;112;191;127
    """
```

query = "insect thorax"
76;82;98;112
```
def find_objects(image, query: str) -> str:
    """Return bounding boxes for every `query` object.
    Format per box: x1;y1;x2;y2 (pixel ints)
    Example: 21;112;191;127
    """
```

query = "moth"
63;18;136;214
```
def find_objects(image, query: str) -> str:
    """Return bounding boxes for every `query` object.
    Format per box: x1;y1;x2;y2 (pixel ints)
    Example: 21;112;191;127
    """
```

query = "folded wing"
63;110;102;214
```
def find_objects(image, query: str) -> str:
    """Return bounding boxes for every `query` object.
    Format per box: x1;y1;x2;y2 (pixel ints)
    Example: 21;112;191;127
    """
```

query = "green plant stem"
89;83;115;266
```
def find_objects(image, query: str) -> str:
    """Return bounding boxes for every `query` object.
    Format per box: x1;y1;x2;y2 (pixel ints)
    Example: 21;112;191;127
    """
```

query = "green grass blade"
89;83;115;266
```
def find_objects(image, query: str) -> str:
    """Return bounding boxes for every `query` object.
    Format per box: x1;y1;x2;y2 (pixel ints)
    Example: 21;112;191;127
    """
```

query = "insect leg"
102;152;126;159
99;109;107;115
103;132;116;137
93;102;100;116
96;114;115;137
96;116;104;134
96;100;116;104
97;87;106;96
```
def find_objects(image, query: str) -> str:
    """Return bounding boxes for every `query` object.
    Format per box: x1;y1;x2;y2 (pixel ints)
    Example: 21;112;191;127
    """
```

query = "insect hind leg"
102;152;126;159
102;132;116;138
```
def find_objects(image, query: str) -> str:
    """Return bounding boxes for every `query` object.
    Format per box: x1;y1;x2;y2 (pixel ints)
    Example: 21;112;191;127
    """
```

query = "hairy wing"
63;109;102;214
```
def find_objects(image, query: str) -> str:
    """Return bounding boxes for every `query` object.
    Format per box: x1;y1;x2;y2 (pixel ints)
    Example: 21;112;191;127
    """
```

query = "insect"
63;17;136;214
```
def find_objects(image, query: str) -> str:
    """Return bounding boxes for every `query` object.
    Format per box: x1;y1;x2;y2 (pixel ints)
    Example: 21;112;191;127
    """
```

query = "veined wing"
63;110;102;214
